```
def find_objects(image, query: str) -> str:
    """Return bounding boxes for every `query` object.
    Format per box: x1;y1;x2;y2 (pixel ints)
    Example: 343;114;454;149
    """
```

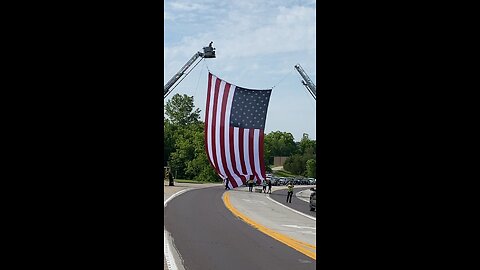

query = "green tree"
264;131;297;165
164;94;203;178
164;94;201;126
306;159;316;178
184;123;220;182
299;133;316;155
163;120;176;165
186;151;219;182
169;123;203;179
283;154;305;175
279;133;316;176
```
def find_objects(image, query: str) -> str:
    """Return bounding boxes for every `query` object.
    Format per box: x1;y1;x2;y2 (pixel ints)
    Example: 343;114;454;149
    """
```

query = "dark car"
272;178;280;186
309;187;316;211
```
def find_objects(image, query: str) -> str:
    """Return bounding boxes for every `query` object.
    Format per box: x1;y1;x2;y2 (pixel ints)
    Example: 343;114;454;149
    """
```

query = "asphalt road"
270;187;317;218
164;186;316;270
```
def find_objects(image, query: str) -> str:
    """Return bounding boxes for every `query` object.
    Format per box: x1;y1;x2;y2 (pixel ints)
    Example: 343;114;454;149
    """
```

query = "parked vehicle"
272;178;280;186
309;187;316;211
277;178;287;185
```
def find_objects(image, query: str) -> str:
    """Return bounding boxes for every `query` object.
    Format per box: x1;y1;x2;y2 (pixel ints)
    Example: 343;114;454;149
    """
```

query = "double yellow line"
223;192;316;260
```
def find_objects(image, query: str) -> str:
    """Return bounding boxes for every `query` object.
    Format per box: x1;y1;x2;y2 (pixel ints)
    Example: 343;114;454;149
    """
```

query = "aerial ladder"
164;42;216;99
294;64;316;100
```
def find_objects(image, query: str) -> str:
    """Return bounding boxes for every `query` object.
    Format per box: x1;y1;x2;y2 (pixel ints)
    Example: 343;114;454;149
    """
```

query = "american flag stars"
230;87;271;129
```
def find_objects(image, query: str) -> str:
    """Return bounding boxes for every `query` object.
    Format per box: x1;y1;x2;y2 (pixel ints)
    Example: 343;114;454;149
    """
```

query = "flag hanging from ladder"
204;73;272;189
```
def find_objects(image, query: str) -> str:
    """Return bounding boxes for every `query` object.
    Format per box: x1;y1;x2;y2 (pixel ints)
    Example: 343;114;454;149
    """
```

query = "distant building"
273;156;289;167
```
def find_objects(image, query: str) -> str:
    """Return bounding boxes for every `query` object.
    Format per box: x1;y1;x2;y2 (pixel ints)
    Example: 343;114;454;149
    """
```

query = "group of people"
224;176;273;194
224;176;295;203
261;178;272;194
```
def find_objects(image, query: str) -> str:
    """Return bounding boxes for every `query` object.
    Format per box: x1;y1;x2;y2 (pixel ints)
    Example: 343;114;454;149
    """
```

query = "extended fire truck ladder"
294;64;316;100
164;42;216;99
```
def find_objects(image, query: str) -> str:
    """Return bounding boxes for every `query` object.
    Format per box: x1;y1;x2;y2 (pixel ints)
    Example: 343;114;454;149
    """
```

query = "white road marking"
164;229;179;270
164;189;192;270
295;190;312;203
282;225;316;230
266;194;316;221
164;188;192;207
281;225;317;235
241;199;267;205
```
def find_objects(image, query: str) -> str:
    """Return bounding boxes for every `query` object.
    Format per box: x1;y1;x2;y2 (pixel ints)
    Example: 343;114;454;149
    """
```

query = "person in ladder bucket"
286;181;294;203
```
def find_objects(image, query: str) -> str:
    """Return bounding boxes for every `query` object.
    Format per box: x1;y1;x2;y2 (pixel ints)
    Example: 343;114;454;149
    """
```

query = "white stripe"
233;127;244;177
266;194;316;221
223;85;243;186
253;129;264;180
214;80;227;179
164;229;178;270
164;188;192;270
164;188;191;207
243;129;253;176
206;75;216;167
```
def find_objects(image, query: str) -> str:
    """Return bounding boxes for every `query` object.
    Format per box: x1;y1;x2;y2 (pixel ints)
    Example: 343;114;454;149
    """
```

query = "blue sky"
164;0;316;141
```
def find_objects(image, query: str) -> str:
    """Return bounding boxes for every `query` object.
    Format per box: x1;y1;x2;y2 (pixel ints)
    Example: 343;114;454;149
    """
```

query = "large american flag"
204;73;272;189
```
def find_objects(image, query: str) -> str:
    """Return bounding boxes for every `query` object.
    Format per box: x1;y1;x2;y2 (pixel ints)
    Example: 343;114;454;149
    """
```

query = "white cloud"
170;1;206;11
164;11;175;21
164;0;316;140
165;5;315;60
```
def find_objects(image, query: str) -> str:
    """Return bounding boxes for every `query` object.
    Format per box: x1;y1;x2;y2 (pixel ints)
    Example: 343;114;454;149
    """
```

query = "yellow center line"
223;192;316;260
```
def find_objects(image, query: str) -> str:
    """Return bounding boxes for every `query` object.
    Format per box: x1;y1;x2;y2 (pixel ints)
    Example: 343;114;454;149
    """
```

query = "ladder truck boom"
164;43;216;98
163;52;202;97
294;64;316;100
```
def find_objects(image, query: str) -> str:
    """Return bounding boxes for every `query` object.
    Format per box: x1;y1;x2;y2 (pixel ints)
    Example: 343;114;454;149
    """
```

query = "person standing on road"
286;181;294;203
262;178;267;193
248;176;254;192
168;171;174;186
267;179;272;194
224;177;230;190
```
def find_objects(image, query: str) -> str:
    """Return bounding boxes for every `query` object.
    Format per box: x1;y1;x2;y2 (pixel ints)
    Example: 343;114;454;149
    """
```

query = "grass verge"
273;170;298;177
174;179;219;184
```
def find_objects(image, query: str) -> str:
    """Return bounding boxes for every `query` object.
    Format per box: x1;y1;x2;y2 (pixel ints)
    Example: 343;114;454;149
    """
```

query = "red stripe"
204;74;271;188
219;83;238;187
204;73;216;171
238;128;246;174
259;130;266;179
248;129;258;184
229;127;245;186
210;78;222;176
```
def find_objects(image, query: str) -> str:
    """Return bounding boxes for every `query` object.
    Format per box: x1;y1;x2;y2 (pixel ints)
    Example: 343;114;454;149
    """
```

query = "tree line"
164;94;316;182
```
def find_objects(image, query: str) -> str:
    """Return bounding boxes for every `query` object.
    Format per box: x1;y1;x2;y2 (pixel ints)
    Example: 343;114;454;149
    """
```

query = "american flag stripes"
204;73;272;189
